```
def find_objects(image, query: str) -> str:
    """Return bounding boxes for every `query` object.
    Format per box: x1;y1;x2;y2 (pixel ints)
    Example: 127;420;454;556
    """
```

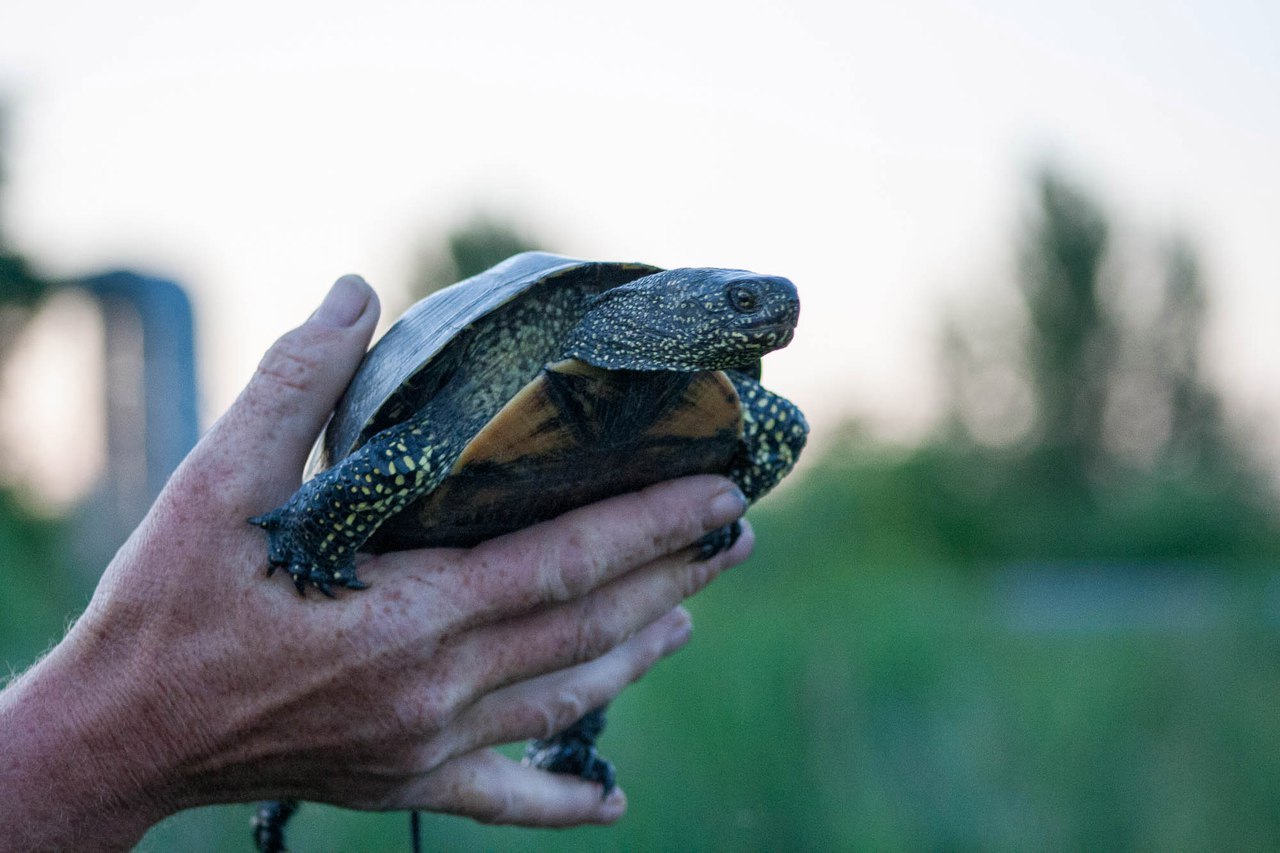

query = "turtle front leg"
523;707;616;796
695;372;808;559
726;371;808;502
249;417;459;596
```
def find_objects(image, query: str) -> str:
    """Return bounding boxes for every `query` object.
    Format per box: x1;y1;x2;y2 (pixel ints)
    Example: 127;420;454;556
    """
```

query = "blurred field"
4;161;1279;849
5;412;1279;849
121;463;1280;851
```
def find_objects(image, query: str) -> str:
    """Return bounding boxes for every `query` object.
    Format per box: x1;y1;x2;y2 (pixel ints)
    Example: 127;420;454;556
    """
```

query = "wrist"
0;621;185;850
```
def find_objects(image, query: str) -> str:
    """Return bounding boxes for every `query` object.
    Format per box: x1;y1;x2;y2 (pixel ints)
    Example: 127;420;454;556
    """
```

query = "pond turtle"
248;251;807;850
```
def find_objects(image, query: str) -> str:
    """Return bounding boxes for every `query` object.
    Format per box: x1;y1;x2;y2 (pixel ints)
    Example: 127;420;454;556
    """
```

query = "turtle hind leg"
695;519;743;561
523;707;616;797
252;798;299;853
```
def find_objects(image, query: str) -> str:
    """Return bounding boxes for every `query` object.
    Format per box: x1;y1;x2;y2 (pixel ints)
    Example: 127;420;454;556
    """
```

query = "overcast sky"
2;0;1277;489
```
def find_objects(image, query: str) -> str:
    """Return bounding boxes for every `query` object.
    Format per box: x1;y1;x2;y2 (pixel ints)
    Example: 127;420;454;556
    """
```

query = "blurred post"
75;271;199;576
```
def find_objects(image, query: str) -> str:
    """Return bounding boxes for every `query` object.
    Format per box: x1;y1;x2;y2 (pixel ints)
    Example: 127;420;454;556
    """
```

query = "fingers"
457;521;753;700
410;476;748;630
443;608;691;760
401;749;627;826
200;275;380;505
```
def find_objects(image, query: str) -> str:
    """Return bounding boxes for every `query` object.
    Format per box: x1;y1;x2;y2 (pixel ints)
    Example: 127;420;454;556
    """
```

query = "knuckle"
392;682;462;739
545;526;606;602
255;330;323;395
681;558;715;598
504;688;589;742
405;737;453;777
539;690;589;740
473;787;519;825
571;599;614;663
388;694;428;738
640;504;702;565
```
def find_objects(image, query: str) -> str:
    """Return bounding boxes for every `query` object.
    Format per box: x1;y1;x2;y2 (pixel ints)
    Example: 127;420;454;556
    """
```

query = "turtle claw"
695;519;743;561
523;707;616;797
249;512;369;596
252;798;299;853
282;562;366;597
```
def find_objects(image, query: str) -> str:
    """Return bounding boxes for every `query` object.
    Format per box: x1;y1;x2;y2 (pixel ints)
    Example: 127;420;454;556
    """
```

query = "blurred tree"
1152;238;1227;469
408;214;540;303
924;166;1277;562
1018;170;1115;488
946;169;1241;479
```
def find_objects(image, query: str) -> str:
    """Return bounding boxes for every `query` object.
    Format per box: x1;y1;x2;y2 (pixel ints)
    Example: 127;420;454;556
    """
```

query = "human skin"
0;275;753;852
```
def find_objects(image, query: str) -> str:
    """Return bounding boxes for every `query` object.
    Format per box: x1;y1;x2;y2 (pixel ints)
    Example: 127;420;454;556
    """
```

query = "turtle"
247;251;808;850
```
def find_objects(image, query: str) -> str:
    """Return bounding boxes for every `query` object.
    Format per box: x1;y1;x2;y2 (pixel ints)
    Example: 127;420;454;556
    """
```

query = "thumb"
202;275;380;506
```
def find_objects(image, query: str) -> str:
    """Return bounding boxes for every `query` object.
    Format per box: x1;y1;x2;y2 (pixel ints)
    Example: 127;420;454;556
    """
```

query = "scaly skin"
726;371;809;504
250;410;467;596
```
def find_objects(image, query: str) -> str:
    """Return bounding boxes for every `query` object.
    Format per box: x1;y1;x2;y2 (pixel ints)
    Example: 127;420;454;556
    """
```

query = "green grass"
6;445;1278;850
137;497;1280;850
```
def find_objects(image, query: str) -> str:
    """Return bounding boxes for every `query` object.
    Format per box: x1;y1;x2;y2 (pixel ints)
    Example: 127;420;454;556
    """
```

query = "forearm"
0;630;179;852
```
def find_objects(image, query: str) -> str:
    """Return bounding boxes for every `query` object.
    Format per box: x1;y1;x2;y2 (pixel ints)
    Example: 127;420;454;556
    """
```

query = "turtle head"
563;268;800;371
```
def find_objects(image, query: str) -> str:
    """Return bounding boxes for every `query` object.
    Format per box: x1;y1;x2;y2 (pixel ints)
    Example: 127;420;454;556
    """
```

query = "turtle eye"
728;285;760;313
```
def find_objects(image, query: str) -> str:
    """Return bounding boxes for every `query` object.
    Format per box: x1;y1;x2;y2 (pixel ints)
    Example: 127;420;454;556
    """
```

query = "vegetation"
0;107;74;676
4;170;1279;848
407;212;539;302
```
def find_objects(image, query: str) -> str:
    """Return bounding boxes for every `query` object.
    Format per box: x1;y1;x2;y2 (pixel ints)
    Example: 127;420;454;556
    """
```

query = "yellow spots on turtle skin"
281;284;597;569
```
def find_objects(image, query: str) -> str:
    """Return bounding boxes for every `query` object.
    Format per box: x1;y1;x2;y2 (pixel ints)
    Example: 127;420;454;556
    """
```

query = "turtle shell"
307;252;750;551
315;253;660;470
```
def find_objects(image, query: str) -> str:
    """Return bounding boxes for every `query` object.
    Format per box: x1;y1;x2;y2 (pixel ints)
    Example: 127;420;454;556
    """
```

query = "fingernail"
663;609;693;653
706;483;748;528
310;275;371;327
600;787;626;820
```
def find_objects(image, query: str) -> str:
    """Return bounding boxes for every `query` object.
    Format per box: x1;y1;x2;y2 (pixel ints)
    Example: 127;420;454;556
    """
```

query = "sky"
1;0;1278;500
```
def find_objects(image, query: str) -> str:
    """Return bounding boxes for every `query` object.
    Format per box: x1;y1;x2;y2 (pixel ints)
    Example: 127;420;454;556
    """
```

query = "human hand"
0;276;752;851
